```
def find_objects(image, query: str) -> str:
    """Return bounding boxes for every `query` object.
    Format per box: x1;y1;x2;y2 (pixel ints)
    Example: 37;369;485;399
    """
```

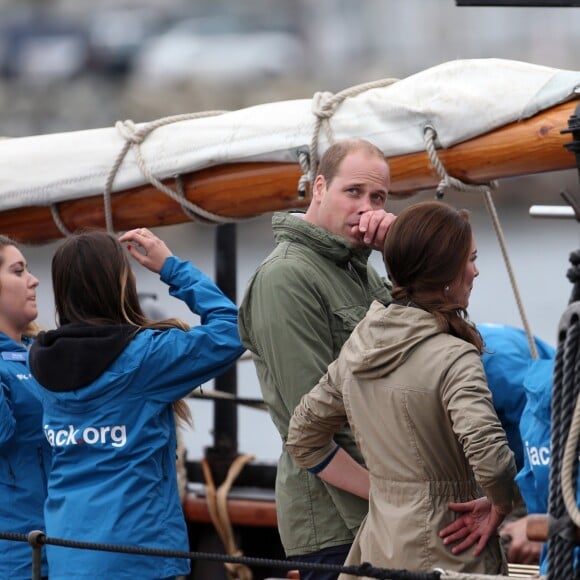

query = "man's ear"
312;175;326;202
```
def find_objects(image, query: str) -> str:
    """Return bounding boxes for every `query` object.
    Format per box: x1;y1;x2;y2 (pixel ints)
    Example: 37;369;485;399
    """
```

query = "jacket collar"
272;212;372;271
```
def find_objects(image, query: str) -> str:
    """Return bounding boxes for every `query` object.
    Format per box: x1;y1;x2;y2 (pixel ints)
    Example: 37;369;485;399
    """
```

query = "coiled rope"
548;254;580;579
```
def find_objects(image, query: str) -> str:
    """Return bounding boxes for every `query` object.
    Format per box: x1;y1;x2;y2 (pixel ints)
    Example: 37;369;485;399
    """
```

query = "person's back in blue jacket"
478;323;557;572
478;323;555;471
0;235;50;580
27;229;245;580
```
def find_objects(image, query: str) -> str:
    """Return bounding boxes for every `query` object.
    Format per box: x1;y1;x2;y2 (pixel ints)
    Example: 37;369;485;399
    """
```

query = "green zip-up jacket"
238;212;391;557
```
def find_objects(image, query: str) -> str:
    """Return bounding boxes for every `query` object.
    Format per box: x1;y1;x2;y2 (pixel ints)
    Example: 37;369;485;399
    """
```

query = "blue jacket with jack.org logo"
26;256;245;580
0;333;50;580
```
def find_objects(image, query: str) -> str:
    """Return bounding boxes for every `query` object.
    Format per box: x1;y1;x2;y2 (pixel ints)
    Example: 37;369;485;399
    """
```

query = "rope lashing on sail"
110;112;248;231
547;303;580;579
49;109;253;236
297;77;399;195
423;125;539;360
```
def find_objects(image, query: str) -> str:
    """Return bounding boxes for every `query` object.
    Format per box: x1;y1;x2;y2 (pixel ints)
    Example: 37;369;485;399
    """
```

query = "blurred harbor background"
1;0;580;464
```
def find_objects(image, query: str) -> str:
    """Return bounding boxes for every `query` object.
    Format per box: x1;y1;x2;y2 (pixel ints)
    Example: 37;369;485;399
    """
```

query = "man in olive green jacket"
238;139;396;579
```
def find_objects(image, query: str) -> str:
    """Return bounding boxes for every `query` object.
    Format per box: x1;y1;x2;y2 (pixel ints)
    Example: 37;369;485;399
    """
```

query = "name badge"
1;352;27;362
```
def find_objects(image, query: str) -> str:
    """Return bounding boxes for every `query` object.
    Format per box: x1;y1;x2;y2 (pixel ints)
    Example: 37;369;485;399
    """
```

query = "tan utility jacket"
287;301;516;576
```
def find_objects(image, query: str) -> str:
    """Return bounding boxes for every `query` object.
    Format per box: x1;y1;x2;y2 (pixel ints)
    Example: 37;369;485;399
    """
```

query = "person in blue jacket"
26;228;245;580
447;323;555;568
515;356;554;575
477;323;555;471
0;234;50;580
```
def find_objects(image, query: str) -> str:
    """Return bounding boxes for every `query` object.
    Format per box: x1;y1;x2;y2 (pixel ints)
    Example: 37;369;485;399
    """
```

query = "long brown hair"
0;235;41;339
383;201;483;352
52;230;192;424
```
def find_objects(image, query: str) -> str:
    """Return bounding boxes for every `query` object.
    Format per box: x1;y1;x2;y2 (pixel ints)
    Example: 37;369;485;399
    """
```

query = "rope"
49;205;73;237
423;126;539;359
201;454;256;580
103;110;246;233
567;250;580;304
480;190;538;360
298;78;399;193
1;528;446;578
562;326;580;528
172;174;254;224
547;308;580;579
0;529;533;578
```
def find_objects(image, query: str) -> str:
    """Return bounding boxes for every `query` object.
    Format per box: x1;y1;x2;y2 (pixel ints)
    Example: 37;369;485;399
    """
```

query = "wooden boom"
6;99;579;245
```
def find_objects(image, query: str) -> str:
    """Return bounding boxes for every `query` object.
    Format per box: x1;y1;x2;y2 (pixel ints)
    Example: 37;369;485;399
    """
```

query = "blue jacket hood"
30;324;138;392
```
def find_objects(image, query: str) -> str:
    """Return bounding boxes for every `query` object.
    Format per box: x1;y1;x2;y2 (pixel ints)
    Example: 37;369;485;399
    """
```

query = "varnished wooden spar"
6;99;580;245
183;491;277;528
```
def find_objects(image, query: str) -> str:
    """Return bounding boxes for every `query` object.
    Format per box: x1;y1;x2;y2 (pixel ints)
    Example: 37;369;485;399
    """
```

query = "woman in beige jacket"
286;200;516;577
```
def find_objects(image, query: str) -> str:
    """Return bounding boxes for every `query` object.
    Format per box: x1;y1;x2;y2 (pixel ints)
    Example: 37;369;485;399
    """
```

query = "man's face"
310;150;390;246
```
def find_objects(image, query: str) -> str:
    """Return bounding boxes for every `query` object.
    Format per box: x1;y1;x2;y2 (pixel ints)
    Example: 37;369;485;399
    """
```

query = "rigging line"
423;126;539;360
0;530;442;580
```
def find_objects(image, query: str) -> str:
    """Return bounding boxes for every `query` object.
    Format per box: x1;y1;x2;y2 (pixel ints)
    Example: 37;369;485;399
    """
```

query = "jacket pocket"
332;306;368;354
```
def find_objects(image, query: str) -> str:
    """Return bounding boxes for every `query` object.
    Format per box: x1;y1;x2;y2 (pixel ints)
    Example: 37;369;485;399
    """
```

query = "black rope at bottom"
0;531;441;580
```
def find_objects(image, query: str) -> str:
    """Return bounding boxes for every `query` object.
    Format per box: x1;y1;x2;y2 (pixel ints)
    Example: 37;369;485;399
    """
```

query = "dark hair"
383;201;482;352
0;234;40;338
52;230;191;422
53;230;145;327
316;139;387;185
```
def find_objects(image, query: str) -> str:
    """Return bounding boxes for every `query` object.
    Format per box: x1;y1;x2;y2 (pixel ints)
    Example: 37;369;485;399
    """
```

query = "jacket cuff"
308;445;340;474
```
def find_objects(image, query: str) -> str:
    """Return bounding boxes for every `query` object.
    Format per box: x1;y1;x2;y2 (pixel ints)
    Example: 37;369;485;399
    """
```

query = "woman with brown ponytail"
286;201;516;577
27;228;244;580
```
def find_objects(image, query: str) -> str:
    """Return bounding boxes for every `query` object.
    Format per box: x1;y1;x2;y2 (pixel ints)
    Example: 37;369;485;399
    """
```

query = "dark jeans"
288;543;351;580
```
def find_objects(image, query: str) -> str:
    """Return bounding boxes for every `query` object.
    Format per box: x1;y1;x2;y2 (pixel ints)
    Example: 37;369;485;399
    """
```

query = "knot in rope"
311;91;337;120
299;77;399;199
115;119;146;146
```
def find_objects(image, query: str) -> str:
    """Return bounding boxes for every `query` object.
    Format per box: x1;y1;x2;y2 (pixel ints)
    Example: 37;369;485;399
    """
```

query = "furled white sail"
0;58;579;212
